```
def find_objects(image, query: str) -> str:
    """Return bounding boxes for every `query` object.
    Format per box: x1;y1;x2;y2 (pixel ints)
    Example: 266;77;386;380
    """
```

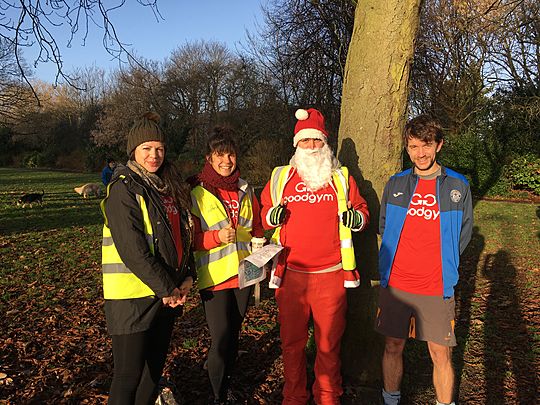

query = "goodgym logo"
407;193;440;220
283;181;335;204
222;198;239;218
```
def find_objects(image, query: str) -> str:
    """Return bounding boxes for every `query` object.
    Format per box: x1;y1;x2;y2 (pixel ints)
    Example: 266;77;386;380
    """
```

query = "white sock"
382;389;401;405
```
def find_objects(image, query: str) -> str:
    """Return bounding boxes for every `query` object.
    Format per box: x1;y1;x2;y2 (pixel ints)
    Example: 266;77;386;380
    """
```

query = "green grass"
0;168;104;313
181;337;198;349
0;167;104;234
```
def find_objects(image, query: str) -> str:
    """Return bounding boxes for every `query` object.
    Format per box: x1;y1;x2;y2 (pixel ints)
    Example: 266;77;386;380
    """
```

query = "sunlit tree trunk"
337;0;422;386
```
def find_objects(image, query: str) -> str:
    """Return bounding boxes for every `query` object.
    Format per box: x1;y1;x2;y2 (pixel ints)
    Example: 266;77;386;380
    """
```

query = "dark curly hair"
403;115;443;146
205;126;238;157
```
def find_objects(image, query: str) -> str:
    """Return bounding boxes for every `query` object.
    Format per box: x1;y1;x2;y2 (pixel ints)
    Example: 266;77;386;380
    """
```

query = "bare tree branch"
0;0;162;102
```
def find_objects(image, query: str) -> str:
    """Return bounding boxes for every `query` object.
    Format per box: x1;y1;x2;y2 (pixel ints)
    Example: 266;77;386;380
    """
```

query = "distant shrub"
484;175;512;197
175;151;202;179
0;153;12;166
23;152;45;168
81;144;124;172
242;138;290;187
0;127;14;166
435;130;540;197
507;154;540;195
56;149;88;171
22;150;57;169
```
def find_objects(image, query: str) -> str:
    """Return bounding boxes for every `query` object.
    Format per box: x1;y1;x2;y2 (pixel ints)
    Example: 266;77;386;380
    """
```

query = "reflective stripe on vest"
269;165;356;271
268;166;295;247
191;183;253;290
101;177;156;299
333;167;356;270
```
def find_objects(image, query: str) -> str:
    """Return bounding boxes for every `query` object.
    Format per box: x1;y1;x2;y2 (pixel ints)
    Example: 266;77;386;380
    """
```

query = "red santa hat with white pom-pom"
293;108;328;147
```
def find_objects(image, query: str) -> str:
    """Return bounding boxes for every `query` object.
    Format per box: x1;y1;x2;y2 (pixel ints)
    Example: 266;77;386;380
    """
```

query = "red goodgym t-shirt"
389;178;443;295
279;172;342;271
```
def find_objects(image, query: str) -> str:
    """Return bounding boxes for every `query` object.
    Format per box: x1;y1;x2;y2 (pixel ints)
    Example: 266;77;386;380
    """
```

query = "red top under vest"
193;187;264;291
161;196;184;266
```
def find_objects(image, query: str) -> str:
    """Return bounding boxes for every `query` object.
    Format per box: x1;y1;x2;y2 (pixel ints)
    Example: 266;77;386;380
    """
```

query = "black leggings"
108;309;176;405
201;287;252;399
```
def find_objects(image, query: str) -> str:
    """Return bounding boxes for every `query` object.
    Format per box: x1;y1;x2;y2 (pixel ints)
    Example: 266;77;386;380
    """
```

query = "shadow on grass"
0;193;103;235
482;250;537;403
453;226;484;400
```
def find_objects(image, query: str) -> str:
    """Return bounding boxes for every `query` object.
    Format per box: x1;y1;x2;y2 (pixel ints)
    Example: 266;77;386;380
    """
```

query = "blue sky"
27;1;265;83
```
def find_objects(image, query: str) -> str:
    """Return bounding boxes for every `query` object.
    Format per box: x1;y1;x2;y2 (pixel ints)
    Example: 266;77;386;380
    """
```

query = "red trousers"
275;269;347;405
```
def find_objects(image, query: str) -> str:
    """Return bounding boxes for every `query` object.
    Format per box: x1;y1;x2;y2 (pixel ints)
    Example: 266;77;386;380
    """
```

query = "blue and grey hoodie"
378;166;473;298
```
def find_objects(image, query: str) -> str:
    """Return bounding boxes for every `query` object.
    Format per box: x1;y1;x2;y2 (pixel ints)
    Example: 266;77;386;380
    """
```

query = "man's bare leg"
428;341;454;404
382;336;406;404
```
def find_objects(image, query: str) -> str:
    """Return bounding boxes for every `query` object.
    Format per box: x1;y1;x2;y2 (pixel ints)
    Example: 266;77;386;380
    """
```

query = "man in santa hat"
260;108;370;405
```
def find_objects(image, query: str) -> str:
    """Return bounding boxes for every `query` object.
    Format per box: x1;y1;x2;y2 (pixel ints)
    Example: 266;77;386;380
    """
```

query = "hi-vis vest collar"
191;178;254;290
100;175;156;299
269;165;357;274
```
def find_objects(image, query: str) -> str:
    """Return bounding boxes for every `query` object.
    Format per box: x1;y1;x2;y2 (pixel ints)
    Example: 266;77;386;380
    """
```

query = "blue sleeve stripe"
394;168;413;178
440;210;463;297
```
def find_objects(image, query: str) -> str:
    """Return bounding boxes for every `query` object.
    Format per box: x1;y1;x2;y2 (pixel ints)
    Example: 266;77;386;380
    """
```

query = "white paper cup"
251;237;266;252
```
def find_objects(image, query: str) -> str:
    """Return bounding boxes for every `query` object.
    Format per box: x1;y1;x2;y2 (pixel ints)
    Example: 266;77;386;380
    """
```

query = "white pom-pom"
295;109;309;121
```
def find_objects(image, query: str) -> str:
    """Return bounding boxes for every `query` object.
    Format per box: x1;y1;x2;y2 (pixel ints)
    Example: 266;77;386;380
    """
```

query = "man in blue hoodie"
376;115;473;405
101;158;116;186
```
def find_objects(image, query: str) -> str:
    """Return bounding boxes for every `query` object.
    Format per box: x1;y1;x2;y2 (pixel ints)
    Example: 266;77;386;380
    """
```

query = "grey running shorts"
374;286;456;346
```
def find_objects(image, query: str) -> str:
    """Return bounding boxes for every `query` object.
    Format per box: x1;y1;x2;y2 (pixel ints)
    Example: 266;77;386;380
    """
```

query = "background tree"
163;41;233;153
0;37;34;122
410;0;490;134
248;0;355;136
7;79;104;169
91;58;164;155
413;0;540;196
1;0;538;198
338;0;423;385
0;0;162;91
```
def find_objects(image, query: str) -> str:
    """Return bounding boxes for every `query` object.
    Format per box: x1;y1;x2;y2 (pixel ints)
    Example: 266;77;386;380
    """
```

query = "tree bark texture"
337;0;422;386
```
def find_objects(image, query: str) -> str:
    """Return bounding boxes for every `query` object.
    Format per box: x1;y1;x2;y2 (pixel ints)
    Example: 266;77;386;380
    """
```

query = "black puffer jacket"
103;165;194;335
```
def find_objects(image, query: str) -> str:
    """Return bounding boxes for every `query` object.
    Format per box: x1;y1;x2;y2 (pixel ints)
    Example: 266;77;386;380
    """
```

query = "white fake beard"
291;143;337;192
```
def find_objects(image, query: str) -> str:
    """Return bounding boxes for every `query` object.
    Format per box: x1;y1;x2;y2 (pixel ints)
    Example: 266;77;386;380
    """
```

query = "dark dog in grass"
17;190;45;208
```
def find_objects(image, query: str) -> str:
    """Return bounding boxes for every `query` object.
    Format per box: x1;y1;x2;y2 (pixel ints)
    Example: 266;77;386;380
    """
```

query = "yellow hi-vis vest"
191;179;254;290
100;176;156;299
268;165;356;271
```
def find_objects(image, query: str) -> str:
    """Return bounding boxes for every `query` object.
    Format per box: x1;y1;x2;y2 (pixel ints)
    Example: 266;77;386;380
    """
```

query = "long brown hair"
159;161;192;211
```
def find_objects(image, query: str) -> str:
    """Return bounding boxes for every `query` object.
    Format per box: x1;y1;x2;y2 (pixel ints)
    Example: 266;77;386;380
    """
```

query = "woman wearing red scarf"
189;127;264;404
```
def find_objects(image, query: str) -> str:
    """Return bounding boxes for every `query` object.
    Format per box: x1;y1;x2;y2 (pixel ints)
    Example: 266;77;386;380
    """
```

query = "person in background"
188;127;264;405
101;112;195;405
102;157;117;186
376;115;473;405
260;108;370;405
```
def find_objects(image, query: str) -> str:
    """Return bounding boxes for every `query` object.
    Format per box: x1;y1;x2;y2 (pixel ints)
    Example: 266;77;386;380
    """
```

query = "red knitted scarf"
197;161;240;191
